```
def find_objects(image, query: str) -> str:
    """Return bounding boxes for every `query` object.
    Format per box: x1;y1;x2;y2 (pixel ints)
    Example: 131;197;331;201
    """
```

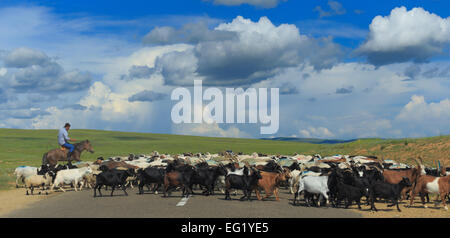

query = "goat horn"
419;156;424;165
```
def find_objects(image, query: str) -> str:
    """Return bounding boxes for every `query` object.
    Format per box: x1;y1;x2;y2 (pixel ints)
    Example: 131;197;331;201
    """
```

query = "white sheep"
24;172;54;195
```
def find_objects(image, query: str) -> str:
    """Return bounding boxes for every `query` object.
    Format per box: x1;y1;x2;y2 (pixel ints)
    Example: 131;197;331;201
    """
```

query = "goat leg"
122;183;128;196
110;185;115;197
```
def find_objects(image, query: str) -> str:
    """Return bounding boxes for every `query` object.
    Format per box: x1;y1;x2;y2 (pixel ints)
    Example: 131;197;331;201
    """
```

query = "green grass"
0;128;448;190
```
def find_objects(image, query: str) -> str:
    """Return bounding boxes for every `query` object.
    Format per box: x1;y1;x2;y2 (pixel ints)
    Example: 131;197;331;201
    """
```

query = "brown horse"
42;140;94;167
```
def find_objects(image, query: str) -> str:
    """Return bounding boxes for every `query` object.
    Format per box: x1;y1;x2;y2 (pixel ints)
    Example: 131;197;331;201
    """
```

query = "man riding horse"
58;123;77;161
42;123;94;167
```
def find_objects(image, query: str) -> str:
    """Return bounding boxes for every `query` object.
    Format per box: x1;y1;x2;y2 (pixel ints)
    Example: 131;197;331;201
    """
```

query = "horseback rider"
58;123;77;161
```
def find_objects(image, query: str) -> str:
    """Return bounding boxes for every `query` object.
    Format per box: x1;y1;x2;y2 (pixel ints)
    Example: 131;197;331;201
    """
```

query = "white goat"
293;175;329;206
51;167;93;192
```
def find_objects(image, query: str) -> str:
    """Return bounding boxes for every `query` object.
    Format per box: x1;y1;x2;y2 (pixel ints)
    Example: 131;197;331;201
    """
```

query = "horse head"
82;140;95;153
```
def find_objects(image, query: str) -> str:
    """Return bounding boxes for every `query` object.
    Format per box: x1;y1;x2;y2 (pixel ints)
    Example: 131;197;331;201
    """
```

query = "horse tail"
42;153;48;165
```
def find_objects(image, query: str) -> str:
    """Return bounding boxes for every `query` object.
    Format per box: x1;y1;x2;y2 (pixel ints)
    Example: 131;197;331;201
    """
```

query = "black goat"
225;166;262;201
93;168;134;197
164;163;196;197
335;180;366;209
137;167;166;194
369;177;412;212
191;163;227;195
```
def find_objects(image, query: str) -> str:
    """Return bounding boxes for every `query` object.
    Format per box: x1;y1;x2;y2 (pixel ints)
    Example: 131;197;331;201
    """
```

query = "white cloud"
152;16;343;86
299;126;334;138
394;95;450;136
172;123;250;138
357;7;450;66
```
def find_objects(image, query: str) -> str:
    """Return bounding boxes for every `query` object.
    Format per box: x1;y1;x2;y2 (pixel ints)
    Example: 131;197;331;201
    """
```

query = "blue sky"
0;0;449;139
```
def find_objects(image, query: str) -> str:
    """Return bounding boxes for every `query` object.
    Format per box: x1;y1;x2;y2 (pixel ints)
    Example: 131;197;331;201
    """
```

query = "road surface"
5;187;362;218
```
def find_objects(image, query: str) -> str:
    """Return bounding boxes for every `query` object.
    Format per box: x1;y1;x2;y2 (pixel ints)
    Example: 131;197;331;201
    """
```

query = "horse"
42;140;94;167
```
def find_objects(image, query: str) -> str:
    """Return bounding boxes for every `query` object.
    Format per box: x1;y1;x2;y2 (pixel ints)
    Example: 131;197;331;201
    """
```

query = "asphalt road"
6;187;362;218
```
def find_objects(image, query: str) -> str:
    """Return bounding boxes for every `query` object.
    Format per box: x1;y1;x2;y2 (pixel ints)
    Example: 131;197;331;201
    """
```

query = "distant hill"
261;137;357;144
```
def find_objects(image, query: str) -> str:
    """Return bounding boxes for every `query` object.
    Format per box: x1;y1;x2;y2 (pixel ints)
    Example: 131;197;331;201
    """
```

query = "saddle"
60;146;67;152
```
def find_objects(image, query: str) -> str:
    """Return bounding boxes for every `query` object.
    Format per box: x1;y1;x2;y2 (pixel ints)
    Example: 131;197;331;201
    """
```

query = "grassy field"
0;128;449;190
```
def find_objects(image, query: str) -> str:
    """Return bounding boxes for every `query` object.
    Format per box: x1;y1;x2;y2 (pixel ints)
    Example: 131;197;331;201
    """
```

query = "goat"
293;175;329;207
93;168;135;197
163;163;196;197
137;167;166;195
409;172;450;211
334;179;366;210
254;168;290;201
225;166;261;201
190;163;227;195
369;177;412;212
382;158;425;200
51;167;93;192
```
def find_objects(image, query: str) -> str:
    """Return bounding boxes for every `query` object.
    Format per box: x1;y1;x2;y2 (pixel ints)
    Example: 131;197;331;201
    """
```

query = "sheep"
24;172;55;195
14;165;49;188
83;170;102;189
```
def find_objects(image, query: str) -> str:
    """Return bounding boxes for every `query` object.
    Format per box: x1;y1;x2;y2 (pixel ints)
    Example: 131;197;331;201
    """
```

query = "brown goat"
409;162;450;211
100;161;139;170
383;158;425;199
254;168;291;201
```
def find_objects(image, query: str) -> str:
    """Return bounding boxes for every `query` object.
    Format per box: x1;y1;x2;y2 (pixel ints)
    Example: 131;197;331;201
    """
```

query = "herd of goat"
13;151;450;212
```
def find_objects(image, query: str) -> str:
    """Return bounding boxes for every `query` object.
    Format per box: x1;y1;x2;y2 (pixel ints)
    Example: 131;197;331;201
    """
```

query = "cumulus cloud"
357;7;450;66
299;126;335;138
120;65;155;81
314;1;346;18
6;61;92;93
3;47;50;68
205;0;284;8
172;123;250;138
143;22;236;45
128;90;167;102
395;95;450;136
4;108;51;119
0;47;93;93
150;16;343;86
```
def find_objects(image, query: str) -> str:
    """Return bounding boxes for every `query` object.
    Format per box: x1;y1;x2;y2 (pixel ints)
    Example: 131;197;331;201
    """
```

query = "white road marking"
176;195;191;207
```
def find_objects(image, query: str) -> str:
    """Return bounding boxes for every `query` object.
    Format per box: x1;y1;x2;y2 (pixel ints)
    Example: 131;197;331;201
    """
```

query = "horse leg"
110;185;115;196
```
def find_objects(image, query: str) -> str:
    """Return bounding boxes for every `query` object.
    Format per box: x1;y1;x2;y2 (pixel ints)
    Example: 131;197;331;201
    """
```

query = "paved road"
6;187;362;218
